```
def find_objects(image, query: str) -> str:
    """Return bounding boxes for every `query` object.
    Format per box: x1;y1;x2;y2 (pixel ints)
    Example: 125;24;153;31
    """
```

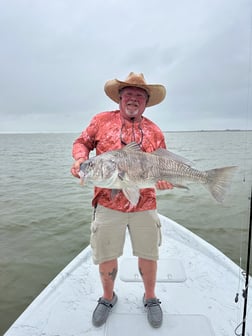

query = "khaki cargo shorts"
90;205;162;265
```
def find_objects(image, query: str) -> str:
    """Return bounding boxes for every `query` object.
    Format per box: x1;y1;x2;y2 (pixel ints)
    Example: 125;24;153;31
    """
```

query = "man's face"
119;87;148;121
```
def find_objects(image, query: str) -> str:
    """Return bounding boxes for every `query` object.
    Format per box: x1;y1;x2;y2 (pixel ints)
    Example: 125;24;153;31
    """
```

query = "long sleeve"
72;116;99;160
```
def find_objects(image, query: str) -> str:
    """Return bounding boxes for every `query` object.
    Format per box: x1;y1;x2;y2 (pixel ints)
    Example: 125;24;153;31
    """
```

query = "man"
71;72;173;328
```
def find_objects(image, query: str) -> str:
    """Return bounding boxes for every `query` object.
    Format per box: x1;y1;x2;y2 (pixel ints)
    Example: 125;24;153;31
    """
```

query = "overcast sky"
0;0;251;132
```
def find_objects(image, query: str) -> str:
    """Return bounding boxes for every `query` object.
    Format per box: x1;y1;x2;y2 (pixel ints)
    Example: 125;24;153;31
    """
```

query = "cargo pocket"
156;218;162;247
150;210;162;247
90;219;98;250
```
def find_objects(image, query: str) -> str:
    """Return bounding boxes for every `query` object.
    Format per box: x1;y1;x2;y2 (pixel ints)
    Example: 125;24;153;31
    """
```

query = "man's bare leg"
138;257;157;299
99;259;118;300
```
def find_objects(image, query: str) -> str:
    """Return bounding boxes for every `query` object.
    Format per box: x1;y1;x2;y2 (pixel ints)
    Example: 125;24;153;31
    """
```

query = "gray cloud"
0;0;251;132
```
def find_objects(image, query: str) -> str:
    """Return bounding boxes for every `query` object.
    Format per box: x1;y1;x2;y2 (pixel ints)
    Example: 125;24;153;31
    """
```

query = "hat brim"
104;79;166;107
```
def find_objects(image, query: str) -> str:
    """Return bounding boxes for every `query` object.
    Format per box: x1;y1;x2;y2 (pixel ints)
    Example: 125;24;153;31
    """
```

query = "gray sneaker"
92;292;118;327
143;296;163;328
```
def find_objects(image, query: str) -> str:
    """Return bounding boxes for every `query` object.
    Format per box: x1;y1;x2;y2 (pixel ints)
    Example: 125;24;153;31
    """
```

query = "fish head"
79;154;118;187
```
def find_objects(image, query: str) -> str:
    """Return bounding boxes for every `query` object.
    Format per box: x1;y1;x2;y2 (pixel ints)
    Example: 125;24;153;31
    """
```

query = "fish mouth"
78;171;86;185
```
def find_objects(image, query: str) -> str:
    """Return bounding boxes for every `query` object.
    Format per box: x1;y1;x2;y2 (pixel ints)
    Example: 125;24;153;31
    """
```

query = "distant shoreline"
163;129;252;133
0;129;251;135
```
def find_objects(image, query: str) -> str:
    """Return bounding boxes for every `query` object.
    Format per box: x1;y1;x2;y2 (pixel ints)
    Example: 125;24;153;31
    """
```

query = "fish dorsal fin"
123;142;142;151
152;148;193;166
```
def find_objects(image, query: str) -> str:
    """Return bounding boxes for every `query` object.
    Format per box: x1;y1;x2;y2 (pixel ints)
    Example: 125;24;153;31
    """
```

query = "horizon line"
0;129;251;135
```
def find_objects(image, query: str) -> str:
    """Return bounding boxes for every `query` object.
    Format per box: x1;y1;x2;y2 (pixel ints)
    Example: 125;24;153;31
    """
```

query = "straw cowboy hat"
104;72;166;107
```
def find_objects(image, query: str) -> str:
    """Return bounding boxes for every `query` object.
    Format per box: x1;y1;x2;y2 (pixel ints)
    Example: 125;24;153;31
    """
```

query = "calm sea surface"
0;131;251;334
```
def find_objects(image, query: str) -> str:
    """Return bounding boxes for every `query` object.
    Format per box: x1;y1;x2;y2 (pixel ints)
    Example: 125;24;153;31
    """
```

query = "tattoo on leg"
108;268;117;281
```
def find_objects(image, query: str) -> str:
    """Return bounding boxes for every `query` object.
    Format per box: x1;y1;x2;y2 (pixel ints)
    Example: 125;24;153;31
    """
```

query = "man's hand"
155;180;174;190
71;158;86;178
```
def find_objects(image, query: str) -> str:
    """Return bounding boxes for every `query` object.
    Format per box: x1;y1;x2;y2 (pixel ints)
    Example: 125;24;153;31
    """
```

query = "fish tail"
206;166;238;202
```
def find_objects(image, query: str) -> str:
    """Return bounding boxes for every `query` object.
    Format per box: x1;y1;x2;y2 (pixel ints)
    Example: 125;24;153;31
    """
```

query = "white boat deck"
4;215;252;336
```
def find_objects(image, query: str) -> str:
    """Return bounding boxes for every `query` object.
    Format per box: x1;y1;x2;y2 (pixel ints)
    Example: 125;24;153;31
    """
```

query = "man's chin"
125;108;139;117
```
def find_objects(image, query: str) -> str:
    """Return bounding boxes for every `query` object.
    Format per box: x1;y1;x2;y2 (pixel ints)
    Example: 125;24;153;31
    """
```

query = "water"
0;131;251;334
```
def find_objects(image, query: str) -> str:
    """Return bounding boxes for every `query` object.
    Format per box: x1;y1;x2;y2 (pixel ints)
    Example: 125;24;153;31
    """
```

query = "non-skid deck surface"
106;314;215;336
119;258;186;282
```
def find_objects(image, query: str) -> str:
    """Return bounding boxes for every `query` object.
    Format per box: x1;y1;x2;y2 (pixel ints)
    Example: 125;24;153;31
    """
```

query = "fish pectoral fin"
118;171;126;181
122;187;140;206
